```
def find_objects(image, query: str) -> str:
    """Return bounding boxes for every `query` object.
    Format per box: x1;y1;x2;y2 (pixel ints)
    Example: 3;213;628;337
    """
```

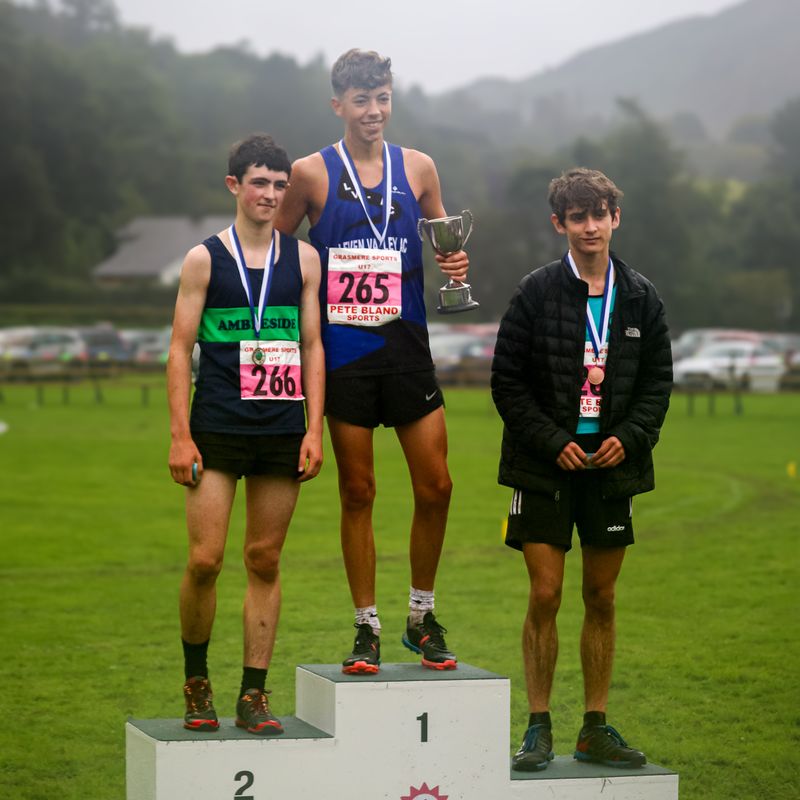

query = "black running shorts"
505;436;634;552
325;369;444;428
192;431;303;479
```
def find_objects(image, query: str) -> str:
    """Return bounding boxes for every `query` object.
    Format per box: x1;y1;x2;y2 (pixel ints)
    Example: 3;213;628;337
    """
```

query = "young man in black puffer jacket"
491;168;672;772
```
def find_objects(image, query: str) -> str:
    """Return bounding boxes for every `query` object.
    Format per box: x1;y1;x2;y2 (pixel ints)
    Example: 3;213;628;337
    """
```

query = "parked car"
0;326;89;378
0;327;38;358
759;332;800;364
670;328;764;362
124;327;171;365
673;340;786;391
779;349;800;390
1;327;38;378
78;324;130;365
429;326;497;385
429;332;485;370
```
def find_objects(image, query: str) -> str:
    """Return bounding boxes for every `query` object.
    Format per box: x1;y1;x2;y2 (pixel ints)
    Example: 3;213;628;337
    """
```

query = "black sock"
529;711;551;728
583;710;606;729
240;667;267;698
182;638;209;680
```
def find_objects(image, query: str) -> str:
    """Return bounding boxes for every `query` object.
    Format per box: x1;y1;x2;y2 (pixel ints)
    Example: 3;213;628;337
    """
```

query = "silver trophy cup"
417;209;480;314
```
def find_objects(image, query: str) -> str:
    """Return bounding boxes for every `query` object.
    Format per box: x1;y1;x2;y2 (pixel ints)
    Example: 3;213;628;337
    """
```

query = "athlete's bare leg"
241;475;300;668
328;418;377;608
580;545;626;712
521;542;567;712
180;470;237;644
395;407;452;591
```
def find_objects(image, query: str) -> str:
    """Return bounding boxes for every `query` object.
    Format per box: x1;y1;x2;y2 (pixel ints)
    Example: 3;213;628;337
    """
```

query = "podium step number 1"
127;662;678;800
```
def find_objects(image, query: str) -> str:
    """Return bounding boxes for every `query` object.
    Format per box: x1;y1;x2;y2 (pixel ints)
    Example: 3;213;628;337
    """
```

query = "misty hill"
431;0;799;147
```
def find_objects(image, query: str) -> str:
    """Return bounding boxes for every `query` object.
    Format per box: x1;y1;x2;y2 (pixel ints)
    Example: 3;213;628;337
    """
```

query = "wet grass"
0;383;798;798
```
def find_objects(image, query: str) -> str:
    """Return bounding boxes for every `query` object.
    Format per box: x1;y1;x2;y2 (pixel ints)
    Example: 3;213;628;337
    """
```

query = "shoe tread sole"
403;636;457;669
183;720;219;731
342;662;380;674
512;753;554;771
236;719;284;735
421;658;458;670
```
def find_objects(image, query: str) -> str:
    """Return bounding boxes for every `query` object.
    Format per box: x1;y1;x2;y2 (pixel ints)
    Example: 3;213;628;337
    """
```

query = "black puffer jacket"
491;254;672;499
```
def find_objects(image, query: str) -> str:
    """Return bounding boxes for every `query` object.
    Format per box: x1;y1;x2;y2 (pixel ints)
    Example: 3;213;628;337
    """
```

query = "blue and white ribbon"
567;251;614;360
337;139;392;248
229;224;276;339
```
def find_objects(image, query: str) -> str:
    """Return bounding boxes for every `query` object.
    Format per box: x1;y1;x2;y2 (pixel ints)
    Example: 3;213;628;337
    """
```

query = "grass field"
0;380;798;799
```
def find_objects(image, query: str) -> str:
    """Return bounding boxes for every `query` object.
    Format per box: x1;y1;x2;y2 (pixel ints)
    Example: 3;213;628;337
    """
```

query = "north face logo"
625;327;641;338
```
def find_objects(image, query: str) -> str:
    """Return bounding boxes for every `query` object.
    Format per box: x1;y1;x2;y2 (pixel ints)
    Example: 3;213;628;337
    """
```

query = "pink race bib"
579;341;607;418
327;247;402;327
239;340;303;401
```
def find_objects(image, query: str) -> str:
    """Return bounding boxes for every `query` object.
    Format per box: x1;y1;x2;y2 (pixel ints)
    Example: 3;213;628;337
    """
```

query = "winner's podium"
126;663;678;800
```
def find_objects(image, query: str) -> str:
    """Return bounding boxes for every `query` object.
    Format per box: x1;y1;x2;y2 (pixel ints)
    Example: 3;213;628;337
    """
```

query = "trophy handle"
459;210;474;245
417;218;429;241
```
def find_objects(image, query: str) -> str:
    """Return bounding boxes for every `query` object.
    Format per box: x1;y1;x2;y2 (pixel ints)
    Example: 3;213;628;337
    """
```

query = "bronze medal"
252;347;265;366
587;366;605;385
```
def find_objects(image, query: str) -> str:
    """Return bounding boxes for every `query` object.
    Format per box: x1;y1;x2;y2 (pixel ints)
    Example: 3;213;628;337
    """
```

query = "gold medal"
252;347;265;366
587;366;605;385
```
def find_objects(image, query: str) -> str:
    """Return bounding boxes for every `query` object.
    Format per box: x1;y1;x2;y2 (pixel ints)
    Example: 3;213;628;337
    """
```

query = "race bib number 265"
327;247;402;327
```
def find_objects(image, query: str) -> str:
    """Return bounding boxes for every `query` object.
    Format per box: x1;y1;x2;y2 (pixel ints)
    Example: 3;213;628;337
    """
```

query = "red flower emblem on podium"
401;783;448;800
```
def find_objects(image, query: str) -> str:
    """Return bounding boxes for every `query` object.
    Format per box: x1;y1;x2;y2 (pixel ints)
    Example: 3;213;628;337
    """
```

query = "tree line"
1;0;798;331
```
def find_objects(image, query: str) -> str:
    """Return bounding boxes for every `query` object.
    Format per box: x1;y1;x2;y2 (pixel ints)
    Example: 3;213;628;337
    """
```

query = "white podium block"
295;663;510;800
126;716;335;800
127;662;678;800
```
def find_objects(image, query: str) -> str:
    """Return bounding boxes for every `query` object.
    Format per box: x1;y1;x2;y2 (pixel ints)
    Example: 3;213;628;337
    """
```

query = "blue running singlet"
309;142;433;375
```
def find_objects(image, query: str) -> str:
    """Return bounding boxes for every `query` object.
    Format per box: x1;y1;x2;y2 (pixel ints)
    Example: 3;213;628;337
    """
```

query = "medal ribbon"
567;252;615;361
229;224;276;339
336;139;392;248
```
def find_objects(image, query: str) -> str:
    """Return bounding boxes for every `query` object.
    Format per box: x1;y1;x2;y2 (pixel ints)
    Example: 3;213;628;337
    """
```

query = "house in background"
93;217;229;287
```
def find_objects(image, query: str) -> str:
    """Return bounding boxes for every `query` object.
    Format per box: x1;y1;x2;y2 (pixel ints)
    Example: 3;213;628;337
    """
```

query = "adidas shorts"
325;369;444;428
505;470;634;553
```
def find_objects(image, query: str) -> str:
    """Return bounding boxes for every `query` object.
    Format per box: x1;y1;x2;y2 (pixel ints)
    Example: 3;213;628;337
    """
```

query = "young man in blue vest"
276;49;468;674
492;168;672;770
167;133;324;734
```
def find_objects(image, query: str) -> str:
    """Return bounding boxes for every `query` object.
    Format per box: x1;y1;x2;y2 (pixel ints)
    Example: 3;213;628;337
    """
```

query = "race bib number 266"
239;340;304;401
327;247;402;327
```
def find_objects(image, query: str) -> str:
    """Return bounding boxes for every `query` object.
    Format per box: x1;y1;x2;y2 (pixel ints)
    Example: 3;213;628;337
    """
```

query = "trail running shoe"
402;611;457;670
574;724;646;767
235;689;283;735
183;676;219;731
342;623;381;674
511;723;555;771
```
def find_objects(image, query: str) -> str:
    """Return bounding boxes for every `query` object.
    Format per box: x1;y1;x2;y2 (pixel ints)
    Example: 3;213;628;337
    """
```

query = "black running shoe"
512;724;555;771
342;623;381;674
402;611;457;670
183;676;219;731
574;724;646;767
235;689;283;735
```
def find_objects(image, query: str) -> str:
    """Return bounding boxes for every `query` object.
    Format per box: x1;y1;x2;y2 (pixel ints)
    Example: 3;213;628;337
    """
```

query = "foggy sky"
109;0;739;93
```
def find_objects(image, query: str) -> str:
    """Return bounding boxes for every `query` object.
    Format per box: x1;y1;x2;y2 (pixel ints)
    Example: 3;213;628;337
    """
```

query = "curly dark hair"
331;48;393;96
548;168;623;224
227;133;291;182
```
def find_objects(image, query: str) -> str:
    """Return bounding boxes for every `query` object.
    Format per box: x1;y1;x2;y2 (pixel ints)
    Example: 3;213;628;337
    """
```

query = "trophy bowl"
417;209;480;314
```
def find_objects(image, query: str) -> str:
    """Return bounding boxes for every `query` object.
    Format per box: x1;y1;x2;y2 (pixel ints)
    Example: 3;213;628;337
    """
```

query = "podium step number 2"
126;662;678;800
